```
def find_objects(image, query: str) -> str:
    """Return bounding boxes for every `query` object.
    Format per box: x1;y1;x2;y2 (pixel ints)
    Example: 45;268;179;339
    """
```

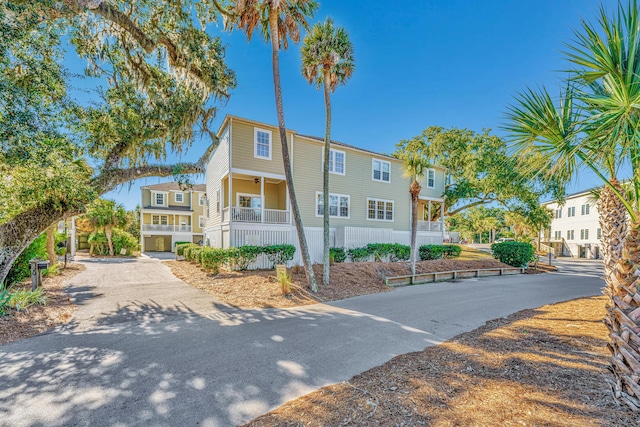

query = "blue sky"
103;0;618;209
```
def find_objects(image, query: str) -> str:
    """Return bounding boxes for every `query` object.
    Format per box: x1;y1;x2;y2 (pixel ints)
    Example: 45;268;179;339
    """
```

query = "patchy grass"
457;245;494;260
245;296;633;427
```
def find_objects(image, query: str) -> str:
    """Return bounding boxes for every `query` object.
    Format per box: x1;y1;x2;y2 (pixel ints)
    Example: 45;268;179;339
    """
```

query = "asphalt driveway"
0;257;604;426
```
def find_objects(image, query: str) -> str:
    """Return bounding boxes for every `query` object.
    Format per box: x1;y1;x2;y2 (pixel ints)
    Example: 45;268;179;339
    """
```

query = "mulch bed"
0;263;85;345
245;296;634;426
165;259;513;309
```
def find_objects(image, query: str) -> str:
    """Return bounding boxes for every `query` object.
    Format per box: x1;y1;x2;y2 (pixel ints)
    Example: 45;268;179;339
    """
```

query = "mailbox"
30;259;50;291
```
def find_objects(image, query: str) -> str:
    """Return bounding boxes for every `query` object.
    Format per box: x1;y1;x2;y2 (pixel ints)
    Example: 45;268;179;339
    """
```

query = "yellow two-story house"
140;183;206;252
203;116;447;266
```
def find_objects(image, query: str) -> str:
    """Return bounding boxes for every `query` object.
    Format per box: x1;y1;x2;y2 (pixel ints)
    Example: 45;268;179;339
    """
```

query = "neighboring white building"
541;190;602;259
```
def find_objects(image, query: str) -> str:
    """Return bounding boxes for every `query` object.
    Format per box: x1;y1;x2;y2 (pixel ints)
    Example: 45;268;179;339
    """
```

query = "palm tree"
85;199;128;256
505;1;640;409
219;0;320;291
396;139;429;277
300;17;354;286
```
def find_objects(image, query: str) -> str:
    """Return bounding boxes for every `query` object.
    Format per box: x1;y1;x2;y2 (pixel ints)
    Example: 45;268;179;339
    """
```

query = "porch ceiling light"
254;177;261;184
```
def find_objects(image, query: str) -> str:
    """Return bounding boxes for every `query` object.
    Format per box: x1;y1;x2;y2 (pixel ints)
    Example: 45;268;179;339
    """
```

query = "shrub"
175;243;196;257
228;245;263;270
329;247;346;263
0;286;12;316
7;287;47;312
263;244;296;267
277;269;292;295
111;229;139;255
200;247;227;274
348;247;371;262
184;245;204;263
390;243;411;261
419;244;446;260
491;241;535;267
5;234;46;287
442;245;462;258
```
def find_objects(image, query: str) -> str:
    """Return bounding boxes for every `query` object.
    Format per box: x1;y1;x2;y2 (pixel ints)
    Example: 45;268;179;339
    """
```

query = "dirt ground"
245;296;634;427
164;258;512;309
0;263;85;345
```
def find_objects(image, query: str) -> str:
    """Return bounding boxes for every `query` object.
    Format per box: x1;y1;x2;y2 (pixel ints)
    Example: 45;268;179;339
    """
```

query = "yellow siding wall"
169;191;190;208
230;120;292;175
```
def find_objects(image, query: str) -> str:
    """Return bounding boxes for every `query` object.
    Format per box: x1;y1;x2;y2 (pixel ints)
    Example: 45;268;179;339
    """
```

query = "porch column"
441;201;445;242
428;200;432;231
286;183;291;225
173;214;176;232
260;176;265;223
228;172;233;223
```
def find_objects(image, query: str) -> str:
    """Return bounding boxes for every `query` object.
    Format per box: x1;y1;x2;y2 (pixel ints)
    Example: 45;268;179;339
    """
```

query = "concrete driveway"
0;257;604;426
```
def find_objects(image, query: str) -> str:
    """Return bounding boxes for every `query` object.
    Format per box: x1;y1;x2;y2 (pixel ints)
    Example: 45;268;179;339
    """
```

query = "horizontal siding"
231;120;291;176
205;126;230;229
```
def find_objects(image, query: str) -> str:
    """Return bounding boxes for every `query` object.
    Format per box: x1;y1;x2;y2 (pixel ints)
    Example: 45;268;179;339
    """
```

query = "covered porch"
221;171;290;224
417;197;446;232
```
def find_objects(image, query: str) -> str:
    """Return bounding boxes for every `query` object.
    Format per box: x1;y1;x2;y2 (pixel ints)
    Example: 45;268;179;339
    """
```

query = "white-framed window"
174;192;183;203
567;229;575;240
555;209;562;219
372;159;390;182
198;215;204;228
316;192;350;218
426;169;436;188
567;206;576;217
554;230;561;240
581;204;590;215
152;191;168;207
237;193;262;209
199;194;205;206
152;215;168;225
254;127;272;160
328;149;345;175
597;228;602;239
215;188;221;214
367;198;394;221
580;229;589;240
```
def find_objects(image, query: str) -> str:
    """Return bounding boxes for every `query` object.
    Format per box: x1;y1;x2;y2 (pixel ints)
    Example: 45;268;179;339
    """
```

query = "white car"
495;238;515;243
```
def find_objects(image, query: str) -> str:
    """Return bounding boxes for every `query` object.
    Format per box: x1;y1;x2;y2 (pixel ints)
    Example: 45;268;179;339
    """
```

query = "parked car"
495;238;515;243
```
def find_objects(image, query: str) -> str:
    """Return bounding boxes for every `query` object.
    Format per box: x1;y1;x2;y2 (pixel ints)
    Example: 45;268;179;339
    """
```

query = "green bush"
7;287;47;312
88;229;138;256
263;244;296;267
227;245;262;270
184;245;204;263
200;247;228;274
443;245;462;258
419;244;446;260
491;241;535;267
329;247;346;263
175;243;195;257
348;247;371;262
5;234;47;287
390;243;411;261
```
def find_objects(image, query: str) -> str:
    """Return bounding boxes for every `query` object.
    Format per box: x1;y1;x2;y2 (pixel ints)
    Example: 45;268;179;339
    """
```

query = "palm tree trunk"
322;69;332;286
46;226;57;266
268;10;318;292
600;179;627;279
105;226;114;256
410;180;421;277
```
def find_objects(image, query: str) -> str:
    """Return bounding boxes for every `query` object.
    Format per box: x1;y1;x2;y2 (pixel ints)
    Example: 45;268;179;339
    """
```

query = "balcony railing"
143;224;192;232
221;207;290;224
417;220;444;232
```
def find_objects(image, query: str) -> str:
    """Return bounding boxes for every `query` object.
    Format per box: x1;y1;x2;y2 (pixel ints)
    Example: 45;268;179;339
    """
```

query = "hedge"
181;244;296;272
491;241;534;267
419;244;462;260
329;247;346;263
346;243;411;262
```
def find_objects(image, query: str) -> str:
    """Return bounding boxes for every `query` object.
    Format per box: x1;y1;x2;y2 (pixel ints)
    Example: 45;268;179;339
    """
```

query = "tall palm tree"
301;17;354;286
85;199;128;256
505;0;640;409
219;0;319;291
396;139;429;277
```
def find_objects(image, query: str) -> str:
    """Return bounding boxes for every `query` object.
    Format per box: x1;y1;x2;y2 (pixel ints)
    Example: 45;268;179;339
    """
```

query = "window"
580;229;589;240
174;192;183;203
581;204;590;215
199;215;204;228
597;228;602;239
152;192;167;207
316;192;350;218
372;159;390;182
567;206;576;217
215;188;221;213
152;215;168;225
367;198;394;221
328;149;345;175
567;229;575;240
555;209;562;219
427;169;435;188
238;194;261;208
254;128;272;160
554;231;561;240
199;194;205;206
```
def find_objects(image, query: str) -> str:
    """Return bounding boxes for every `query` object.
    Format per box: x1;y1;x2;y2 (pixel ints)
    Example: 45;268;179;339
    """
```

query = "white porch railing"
222;206;290;224
143;224;192;232
417;220;444;232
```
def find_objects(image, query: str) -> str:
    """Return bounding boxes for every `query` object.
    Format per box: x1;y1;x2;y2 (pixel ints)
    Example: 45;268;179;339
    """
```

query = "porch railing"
222;206;290;224
143;224;192;232
417;220;444;232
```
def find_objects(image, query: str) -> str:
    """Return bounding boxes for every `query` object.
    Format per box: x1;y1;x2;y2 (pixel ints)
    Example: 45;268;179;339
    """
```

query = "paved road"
0;257;604;426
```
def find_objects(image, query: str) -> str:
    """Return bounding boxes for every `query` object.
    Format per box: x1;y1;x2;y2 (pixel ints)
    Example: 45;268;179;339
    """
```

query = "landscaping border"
385;267;524;287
